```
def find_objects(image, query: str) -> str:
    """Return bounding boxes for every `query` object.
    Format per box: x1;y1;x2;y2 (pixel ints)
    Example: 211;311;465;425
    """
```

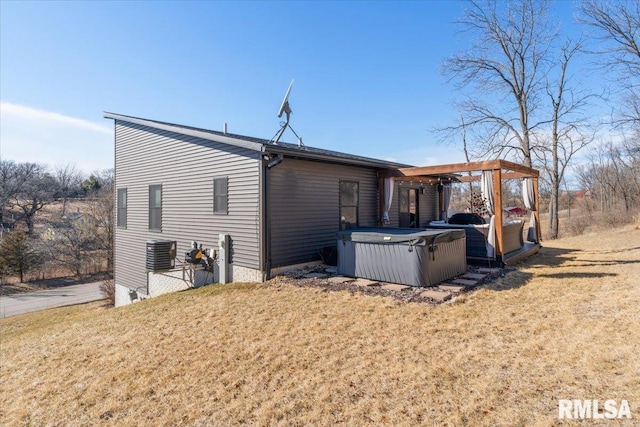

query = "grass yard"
1;226;639;426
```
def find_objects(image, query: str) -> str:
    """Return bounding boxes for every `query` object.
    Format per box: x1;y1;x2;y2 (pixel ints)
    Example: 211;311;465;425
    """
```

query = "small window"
213;177;228;214
117;188;127;228
339;181;359;229
149;184;162;231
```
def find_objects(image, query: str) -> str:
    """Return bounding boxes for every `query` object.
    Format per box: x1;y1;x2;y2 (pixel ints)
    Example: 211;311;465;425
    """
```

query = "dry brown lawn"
1;226;639;426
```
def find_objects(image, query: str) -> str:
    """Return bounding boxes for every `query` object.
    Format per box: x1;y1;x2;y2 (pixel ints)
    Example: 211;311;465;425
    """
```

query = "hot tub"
336;228;467;287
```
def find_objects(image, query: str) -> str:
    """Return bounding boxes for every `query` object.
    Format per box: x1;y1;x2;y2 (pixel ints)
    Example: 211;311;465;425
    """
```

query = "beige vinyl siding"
387;181;439;228
114;121;261;292
269;158;379;267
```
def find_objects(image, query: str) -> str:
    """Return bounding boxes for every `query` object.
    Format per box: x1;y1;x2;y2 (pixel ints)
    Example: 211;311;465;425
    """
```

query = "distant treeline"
0;160;113;284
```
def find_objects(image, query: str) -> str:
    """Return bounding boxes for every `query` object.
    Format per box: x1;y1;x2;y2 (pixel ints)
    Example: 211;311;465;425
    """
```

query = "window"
117;188;127;228
149;184;162;231
339;181;359;229
213;177;228;214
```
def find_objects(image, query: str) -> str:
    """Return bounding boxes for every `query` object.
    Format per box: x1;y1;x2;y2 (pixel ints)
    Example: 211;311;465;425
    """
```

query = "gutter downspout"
263;154;283;281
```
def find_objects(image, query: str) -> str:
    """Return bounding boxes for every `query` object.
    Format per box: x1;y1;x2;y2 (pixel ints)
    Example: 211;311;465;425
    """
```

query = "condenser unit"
145;240;177;271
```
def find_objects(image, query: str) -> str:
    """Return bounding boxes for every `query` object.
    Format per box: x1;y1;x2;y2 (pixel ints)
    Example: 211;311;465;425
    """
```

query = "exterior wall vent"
146;240;177;271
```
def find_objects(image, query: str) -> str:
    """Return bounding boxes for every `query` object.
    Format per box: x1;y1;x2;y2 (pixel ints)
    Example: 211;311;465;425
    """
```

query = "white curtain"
441;183;452;221
481;170;496;258
381;177;394;224
522;178;538;242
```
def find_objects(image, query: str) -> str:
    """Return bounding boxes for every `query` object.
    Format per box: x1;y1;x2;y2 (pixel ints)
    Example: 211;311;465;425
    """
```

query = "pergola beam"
380;159;539;179
498;159;539;176
457;171;533;182
390;176;442;184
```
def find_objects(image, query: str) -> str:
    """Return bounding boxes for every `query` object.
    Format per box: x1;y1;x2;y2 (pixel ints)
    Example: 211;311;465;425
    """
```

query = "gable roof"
104;112;411;169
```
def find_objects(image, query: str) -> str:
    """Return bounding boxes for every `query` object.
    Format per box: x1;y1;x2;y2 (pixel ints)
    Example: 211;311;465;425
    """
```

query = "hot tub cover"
336;228;466;245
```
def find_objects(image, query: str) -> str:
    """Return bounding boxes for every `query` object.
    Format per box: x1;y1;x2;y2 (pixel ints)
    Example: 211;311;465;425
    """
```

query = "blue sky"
1;0;584;173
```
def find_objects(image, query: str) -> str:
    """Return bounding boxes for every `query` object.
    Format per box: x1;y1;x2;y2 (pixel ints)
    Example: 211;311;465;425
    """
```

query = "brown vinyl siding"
114;121;261;292
269;158;379;267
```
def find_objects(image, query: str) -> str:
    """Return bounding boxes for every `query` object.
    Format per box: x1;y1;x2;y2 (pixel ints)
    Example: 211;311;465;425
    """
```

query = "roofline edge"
103;112;265;152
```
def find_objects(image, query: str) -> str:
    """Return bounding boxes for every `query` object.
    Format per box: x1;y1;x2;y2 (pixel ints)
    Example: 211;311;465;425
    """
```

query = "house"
105;112;445;307
504;206;527;217
106;113;541;307
0;221;14;238
41;212;96;241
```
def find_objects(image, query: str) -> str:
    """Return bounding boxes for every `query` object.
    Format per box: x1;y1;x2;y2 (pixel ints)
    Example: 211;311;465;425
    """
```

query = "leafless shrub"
565;216;590;237
99;279;115;307
599;209;635;228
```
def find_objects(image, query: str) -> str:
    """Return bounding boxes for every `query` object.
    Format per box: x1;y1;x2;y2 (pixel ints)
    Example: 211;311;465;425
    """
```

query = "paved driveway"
0;282;105;319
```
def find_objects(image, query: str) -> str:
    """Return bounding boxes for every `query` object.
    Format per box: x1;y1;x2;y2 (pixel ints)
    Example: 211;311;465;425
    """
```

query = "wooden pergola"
379;159;541;261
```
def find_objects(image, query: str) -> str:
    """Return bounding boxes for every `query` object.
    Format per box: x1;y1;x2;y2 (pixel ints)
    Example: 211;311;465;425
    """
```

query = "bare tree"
48;168;115;276
622;136;640;199
10;163;59;236
460;115;475;197
54;163;83;217
0;160;19;224
441;0;595;238
46;222;94;277
579;0;640;129
87;169;114;271
535;40;595;238
94;168;114;190
441;0;559;167
577;139;640;214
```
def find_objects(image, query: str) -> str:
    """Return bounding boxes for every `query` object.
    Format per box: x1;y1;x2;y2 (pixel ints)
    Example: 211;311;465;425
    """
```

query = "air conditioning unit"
146;240;176;271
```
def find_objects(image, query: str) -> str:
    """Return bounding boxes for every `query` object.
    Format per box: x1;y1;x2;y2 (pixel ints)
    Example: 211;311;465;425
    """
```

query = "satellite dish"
278;79;294;119
271;79;304;146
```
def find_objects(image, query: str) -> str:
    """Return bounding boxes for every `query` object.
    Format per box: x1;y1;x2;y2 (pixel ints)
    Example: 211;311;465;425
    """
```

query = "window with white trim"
117;188;127;228
213;177;228;215
149;184;162;231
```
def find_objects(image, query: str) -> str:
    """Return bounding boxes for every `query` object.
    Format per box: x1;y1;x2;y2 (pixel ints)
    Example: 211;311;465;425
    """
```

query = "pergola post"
437;183;444;220
493;168;504;258
533;177;541;242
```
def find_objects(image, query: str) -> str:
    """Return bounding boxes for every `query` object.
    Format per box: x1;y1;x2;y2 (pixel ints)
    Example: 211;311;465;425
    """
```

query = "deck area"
466;242;541;267
503;242;541;266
